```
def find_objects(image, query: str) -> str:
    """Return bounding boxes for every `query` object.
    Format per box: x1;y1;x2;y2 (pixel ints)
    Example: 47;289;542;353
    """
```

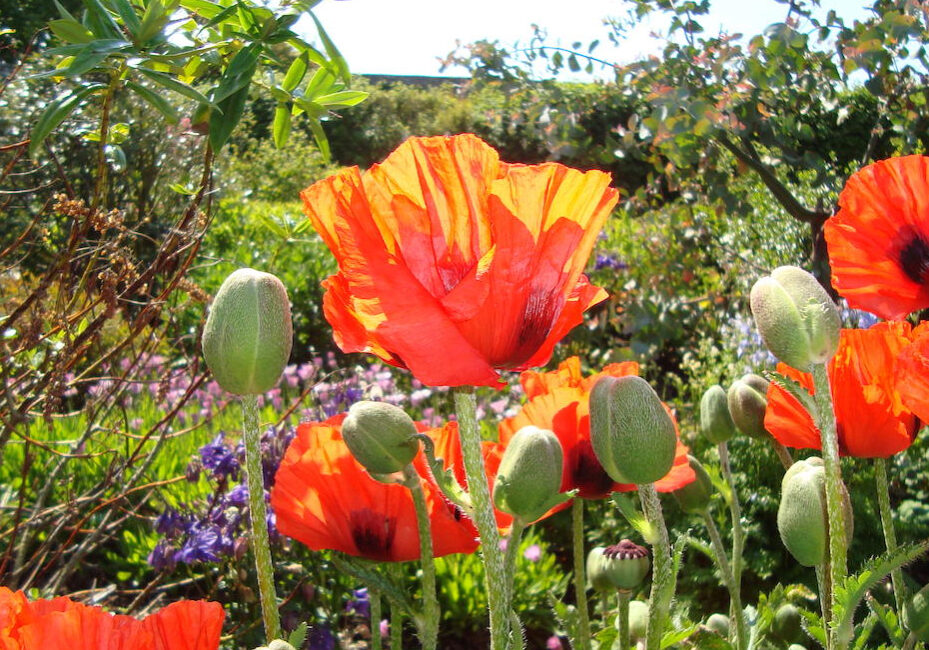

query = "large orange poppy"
0;588;223;650
301;134;618;388
498;357;695;507
764;322;919;458
825;155;929;320
895;321;929;423
270;415;479;562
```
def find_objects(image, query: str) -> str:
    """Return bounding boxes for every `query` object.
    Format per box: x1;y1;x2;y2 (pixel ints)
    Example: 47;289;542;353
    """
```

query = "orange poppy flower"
498;357;696;507
764;322;919;458
825;155;929;320
270;415;479;562
895;321;929;423
0;588;224;650
301;134;618;388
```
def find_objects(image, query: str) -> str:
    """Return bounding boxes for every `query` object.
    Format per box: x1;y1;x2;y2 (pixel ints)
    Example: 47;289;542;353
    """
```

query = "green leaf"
168;183;198;195
81;0;123;40
766;370;819;424
414;433;472;511
178;0;224;20
137;0;169;44
610;492;655;542
209;83;251;151
48;18;95;44
303;65;336;100
272;103;291;149
108;0;141;36
126;80;179;123
210;42;260;103
136;67;215;106
309;10;349;82
287;623;308;650
54;0;80;21
316;90;368;108
281;51;308;92
330;554;416;617
58;40;127;76
30;83;107;155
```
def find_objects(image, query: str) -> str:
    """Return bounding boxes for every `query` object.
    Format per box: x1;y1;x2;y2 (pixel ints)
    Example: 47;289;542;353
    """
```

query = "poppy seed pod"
750;266;841;371
590;375;677;485
492;426;564;522
771;603;803;644
588;540;650;593
672;455;714;515
904;583;929;642
777;457;853;567
727;374;770;440
202;268;293;395
341;401;420;475
700;385;737;444
625;600;650;642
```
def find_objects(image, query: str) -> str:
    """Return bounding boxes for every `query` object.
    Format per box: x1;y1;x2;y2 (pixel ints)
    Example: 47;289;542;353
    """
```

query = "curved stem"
638;483;672;650
703;511;746;650
453;388;510;650
770;439;794;470
812;363;848;650
875;457;906;616
617;590;631;650
403;464;439;650
572;499;592;650
242;395;281;642
371;589;383;650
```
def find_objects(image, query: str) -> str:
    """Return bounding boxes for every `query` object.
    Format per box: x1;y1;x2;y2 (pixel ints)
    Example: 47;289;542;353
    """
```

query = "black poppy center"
349;508;396;561
571;440;615;499
899;232;929;285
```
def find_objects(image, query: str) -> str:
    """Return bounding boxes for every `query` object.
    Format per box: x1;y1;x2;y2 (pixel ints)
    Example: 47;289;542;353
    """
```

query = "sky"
303;0;872;81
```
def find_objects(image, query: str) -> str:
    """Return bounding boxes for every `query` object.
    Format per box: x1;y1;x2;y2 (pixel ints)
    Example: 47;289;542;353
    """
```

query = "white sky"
304;0;872;81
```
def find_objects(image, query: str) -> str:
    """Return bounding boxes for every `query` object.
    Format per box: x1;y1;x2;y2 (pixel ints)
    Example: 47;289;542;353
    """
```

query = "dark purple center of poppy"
349;508;396;561
899;232;929;285
571;440;615;499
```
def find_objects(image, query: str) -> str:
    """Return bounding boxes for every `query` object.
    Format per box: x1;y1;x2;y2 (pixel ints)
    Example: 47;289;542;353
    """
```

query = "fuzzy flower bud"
706;613;729;637
699;385;737;444
587;540;650;593
771;603;803;644
727;374;770;439
492;426;564;522
750;266;841;371
625;600;649;642
904;583;929;642
590;375;677;485
342;401;419;475
672;455;714;515
202;268;293;395
777;457;853;567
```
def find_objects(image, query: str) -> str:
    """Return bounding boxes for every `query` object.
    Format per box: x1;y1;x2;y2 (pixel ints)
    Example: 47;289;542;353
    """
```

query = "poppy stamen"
899;232;929;286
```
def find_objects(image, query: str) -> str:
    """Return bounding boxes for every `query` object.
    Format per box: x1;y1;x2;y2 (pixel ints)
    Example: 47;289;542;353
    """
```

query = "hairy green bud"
700;385;737;444
672;455;714;515
750;266;841;371
625;600;650;642
727;374;770;440
202;268;293;395
342;401;419;475
493;426;564;522
777;457;853;567
772;603;804;644
706;613;729;637
590;375;677;485
588;540;650;593
904;583;929;642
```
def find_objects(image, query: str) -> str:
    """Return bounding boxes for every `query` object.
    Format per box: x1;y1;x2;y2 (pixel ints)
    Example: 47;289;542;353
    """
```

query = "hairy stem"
572;499;592;650
242;395;281;642
617;590;631;650
403;464;439;650
638;483;672;650
703;511;746;650
718;442;744;592
875;457;906;616
371;589;383;650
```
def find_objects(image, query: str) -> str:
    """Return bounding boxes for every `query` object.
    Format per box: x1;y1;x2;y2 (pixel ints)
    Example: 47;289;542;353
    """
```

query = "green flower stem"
875;457;906;616
811;362;848;645
453;388;511;650
503;518;529;649
815;564;833;650
638;483;672;650
242;395;281;642
391;601;403;650
371;589;383;650
402;464;439;650
717;442;744;592
617;590;631;650
572;499;592;650
771;439;794;470
703;511;747;650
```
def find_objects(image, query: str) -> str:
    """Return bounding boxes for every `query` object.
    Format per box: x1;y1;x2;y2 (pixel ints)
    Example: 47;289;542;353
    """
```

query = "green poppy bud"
727;374;770;439
672;455;714;515
586;546;614;593
750;266;841;371
904;583;929;642
772;603;804;644
202;268;293;395
255;642;297;650
590;375;677;485
706;613;729;637
591;540;650;593
700;385;737;444
777;457;853;567
341;401;419;475
626;600;649;642
493;426;564;522
787;645;808;650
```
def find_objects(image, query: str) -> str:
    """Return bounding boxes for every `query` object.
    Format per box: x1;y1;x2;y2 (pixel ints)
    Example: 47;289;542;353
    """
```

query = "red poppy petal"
146;601;224;650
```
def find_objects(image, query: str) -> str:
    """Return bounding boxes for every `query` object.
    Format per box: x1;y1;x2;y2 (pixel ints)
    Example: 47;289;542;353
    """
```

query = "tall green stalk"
371;589;383;650
638;483;672;650
875;457;906;616
402;465;439;650
572;499;592;650
717;442;744;596
703;511;746;650
453;388;511;650
811;362;848;647
242;395;281;642
617;591;631;650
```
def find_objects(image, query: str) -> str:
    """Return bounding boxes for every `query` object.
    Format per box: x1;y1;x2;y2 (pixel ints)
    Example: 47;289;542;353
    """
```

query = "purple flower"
226;483;248;507
594;252;627;271
200;434;240;480
173;522;230;564
547;635;565;650
307;625;336;650
346;587;371;619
